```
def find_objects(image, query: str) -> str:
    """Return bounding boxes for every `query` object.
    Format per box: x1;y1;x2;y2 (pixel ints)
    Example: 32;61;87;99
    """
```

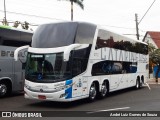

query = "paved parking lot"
0;81;160;119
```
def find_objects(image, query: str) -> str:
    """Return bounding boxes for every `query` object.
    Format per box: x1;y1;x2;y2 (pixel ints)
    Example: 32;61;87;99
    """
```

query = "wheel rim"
0;84;7;96
89;84;96;100
101;83;107;97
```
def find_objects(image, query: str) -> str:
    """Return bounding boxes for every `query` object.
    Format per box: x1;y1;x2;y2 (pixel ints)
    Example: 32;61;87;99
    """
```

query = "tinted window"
96;29;113;49
1;40;30;47
0;28;32;47
72;45;91;77
92;60;137;76
72;58;83;76
96;29;148;55
75;22;96;44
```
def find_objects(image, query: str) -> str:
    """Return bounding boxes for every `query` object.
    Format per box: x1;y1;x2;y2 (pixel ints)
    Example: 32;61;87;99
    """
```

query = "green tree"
2;17;9;26
59;0;84;21
148;43;156;54
13;21;20;28
13;21;32;30
149;44;160;82
21;21;29;30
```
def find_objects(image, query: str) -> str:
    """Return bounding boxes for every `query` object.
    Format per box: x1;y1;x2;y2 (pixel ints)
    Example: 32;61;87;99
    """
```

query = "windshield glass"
25;52;71;83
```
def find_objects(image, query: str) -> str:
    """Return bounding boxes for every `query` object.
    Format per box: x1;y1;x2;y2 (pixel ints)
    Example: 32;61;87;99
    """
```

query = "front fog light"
59;93;68;98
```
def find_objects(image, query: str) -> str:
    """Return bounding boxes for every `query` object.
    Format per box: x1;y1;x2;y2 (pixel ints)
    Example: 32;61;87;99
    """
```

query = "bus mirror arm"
64;44;81;61
14;45;29;61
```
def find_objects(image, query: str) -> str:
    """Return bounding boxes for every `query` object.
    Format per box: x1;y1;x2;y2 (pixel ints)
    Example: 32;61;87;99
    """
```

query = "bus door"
71;58;83;98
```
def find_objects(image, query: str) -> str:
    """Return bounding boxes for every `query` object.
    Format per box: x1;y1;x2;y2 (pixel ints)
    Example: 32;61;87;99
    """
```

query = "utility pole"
135;0;156;40
4;0;7;25
71;1;73;21
135;13;139;40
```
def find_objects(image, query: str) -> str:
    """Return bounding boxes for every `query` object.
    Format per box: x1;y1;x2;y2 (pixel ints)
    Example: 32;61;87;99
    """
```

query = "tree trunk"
71;1;73;21
155;64;160;83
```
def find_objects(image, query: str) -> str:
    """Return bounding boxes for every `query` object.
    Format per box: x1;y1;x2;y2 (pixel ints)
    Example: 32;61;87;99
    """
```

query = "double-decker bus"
0;25;33;97
14;22;148;102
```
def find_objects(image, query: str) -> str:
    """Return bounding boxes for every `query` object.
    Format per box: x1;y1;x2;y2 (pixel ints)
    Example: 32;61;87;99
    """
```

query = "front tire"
0;83;8;97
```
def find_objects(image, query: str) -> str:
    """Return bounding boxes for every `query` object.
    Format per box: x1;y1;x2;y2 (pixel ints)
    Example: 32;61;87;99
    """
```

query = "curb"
147;79;160;84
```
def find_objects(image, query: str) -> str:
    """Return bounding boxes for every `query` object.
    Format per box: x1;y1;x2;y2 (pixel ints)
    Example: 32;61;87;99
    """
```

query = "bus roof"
32;22;96;48
97;25;147;45
0;25;33;45
32;21;147;48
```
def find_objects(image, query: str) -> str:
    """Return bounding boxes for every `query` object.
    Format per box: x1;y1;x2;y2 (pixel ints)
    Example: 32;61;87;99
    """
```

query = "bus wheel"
135;79;140;89
100;82;108;98
88;82;97;101
0;83;8;97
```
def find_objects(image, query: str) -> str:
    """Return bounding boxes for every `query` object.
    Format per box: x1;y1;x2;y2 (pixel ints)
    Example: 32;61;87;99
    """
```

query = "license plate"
38;95;46;100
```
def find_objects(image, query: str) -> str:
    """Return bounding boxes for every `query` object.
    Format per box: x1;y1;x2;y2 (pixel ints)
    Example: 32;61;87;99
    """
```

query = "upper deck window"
96;29;148;55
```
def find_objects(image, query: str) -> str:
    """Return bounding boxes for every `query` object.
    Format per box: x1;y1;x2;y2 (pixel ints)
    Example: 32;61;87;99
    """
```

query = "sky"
0;0;159;40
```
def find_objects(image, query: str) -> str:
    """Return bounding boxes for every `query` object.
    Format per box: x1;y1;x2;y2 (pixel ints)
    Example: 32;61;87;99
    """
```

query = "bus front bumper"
24;87;72;102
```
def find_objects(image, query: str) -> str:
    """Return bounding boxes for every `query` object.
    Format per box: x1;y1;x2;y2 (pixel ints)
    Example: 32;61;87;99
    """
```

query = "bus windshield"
25;52;71;83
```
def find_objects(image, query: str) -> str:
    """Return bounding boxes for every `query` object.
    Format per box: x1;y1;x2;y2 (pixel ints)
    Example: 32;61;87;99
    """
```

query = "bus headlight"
56;86;65;91
55;83;72;92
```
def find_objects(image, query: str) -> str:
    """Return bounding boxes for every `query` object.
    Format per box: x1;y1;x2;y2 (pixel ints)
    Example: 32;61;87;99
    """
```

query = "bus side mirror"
63;44;81;61
14;45;29;61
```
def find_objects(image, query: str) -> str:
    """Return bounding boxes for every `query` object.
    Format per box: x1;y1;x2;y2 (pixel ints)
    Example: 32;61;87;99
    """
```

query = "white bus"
0;25;33;97
15;22;148;102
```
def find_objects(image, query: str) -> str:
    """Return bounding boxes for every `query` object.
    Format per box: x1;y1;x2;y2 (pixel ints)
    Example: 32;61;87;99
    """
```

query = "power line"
100;24;135;30
0;9;67;21
0;10;137;30
138;0;156;25
123;34;144;39
123;33;160;41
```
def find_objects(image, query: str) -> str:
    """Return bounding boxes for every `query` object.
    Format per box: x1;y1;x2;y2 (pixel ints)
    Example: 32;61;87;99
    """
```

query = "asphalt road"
0;84;160;120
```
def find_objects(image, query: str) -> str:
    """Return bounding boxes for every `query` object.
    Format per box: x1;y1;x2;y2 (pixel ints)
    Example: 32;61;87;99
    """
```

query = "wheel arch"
137;76;140;81
92;80;100;93
90;79;110;92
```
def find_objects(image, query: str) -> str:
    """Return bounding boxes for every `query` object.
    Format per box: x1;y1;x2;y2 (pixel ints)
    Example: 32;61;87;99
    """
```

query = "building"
143;31;160;48
143;31;160;79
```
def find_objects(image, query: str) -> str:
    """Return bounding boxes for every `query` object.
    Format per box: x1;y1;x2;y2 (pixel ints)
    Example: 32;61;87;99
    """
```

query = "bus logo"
40;89;43;92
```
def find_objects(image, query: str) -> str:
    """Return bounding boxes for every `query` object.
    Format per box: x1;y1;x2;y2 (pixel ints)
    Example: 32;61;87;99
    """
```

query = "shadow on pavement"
0;92;24;99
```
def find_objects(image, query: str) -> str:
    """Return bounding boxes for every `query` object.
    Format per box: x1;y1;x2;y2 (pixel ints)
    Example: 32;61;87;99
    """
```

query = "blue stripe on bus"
65;80;73;99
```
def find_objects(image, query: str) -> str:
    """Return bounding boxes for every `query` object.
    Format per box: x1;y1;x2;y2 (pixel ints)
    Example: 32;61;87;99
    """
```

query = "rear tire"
88;82;97;101
99;82;108;98
135;79;141;89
